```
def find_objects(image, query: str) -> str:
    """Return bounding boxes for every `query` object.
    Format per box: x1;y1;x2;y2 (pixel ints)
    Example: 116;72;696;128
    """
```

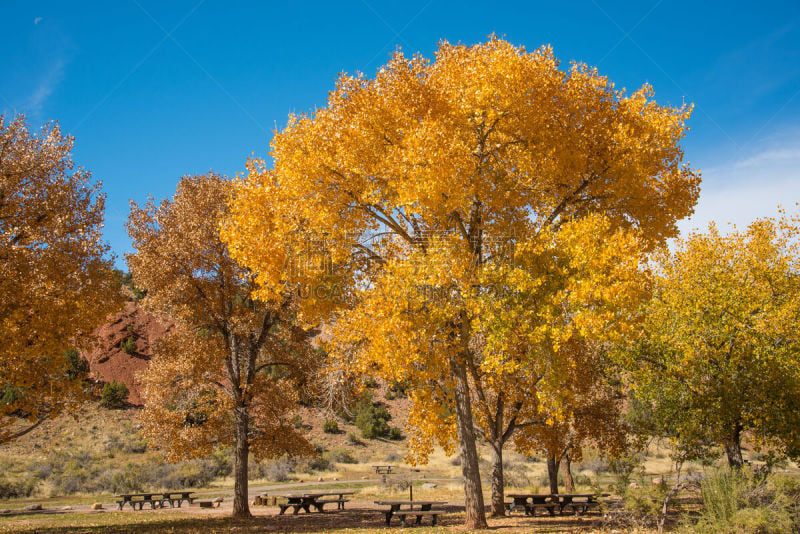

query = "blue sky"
2;1;800;268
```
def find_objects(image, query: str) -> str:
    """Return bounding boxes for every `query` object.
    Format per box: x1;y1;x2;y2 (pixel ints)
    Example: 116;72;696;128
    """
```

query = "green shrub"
624;484;667;518
120;336;137;354
347;431;362;445
64;348;89;380
325;448;357;464
388;426;403;440
0;477;37;499
608;452;644;493
354;400;391;439
101;380;129;409
686;469;800;534
364;377;379;389
296;455;332;473
323;419;339;434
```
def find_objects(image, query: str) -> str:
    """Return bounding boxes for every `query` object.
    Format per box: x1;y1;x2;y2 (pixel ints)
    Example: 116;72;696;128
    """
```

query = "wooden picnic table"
373;465;396;474
374;500;447;526
275;491;355;514
506;493;600;516
115;491;195;510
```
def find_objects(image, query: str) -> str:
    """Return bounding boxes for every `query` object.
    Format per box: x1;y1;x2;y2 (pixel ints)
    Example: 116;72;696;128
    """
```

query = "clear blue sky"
3;1;800;268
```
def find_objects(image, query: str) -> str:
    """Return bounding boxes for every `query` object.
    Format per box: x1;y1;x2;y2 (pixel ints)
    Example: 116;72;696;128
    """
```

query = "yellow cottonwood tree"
0;114;121;444
128;174;315;517
628;214;800;468
223;38;699;528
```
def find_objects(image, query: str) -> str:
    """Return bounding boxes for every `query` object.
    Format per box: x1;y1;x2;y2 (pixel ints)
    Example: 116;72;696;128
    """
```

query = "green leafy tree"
627;214;800;467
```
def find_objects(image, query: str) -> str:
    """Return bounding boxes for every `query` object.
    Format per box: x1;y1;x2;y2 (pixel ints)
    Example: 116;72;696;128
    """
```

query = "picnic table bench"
276;491;354;514
555;493;601;515
506;493;601;516
506;493;558;516
373;465;396;475
115;491;195;510
375;500;447;526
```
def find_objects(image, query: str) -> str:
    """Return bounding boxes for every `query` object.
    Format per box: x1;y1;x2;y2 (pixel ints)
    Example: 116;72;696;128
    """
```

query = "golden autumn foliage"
0;114;122;444
628;212;800;468
223;38;699;527
128;174;315;517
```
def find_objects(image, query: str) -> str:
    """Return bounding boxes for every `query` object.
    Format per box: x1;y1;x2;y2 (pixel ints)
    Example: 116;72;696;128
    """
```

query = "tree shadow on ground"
9;506;609;534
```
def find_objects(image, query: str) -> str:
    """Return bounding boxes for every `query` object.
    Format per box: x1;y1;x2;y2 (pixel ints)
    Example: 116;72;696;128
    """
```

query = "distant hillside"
81;301;172;405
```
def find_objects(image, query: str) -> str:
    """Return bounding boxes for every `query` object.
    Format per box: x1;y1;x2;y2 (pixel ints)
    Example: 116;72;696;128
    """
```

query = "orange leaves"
129;173;316;467
0;114;122;443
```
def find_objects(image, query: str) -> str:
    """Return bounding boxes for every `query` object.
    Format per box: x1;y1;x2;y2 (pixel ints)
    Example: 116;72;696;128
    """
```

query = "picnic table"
506;493;557;516
373;465;396;474
276;491;354;514
115;491;195;510
375;500;447;526
506;493;601;516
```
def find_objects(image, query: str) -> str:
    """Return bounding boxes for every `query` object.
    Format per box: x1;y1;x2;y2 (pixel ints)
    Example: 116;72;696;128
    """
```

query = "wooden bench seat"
561;501;600;515
387;509;442;526
525;502;558;516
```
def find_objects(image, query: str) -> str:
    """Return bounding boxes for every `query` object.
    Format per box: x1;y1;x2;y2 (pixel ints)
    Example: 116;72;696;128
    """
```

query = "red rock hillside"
82;301;172;405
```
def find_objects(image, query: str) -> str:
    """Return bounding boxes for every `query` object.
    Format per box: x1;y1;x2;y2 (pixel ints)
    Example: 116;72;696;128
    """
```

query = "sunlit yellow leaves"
221;37;699;483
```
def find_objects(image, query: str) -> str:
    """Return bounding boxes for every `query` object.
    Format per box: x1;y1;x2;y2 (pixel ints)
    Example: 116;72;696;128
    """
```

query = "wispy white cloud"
34;17;43;25
26;56;66;118
678;138;800;235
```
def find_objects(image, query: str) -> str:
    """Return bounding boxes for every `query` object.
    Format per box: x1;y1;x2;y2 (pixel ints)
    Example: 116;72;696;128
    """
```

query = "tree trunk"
562;452;574;493
490;441;505;516
724;440;744;469
232;405;251;517
724;424;744;469
450;356;488;529
546;455;560;494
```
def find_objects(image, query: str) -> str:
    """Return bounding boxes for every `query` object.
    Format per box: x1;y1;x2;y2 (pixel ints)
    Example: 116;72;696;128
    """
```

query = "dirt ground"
0;498;629;533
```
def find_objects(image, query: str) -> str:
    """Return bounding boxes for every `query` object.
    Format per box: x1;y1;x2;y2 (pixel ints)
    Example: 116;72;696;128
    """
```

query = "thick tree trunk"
450;357;488;529
562;452;574;493
546;455;560;495
232;405;251;517
490;441;505;516
724;424;744;469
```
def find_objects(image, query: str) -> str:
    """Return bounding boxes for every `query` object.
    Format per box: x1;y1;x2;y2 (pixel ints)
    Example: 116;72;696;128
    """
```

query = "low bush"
100;380;129;409
687;469;800;534
323;419;339;434
0;477;37;499
346;431;363;445
624;484;668;519
325;448;357;464
385;452;401;462
262;456;296;482
120;336;137;354
388;427;403;440
364;377;379;389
